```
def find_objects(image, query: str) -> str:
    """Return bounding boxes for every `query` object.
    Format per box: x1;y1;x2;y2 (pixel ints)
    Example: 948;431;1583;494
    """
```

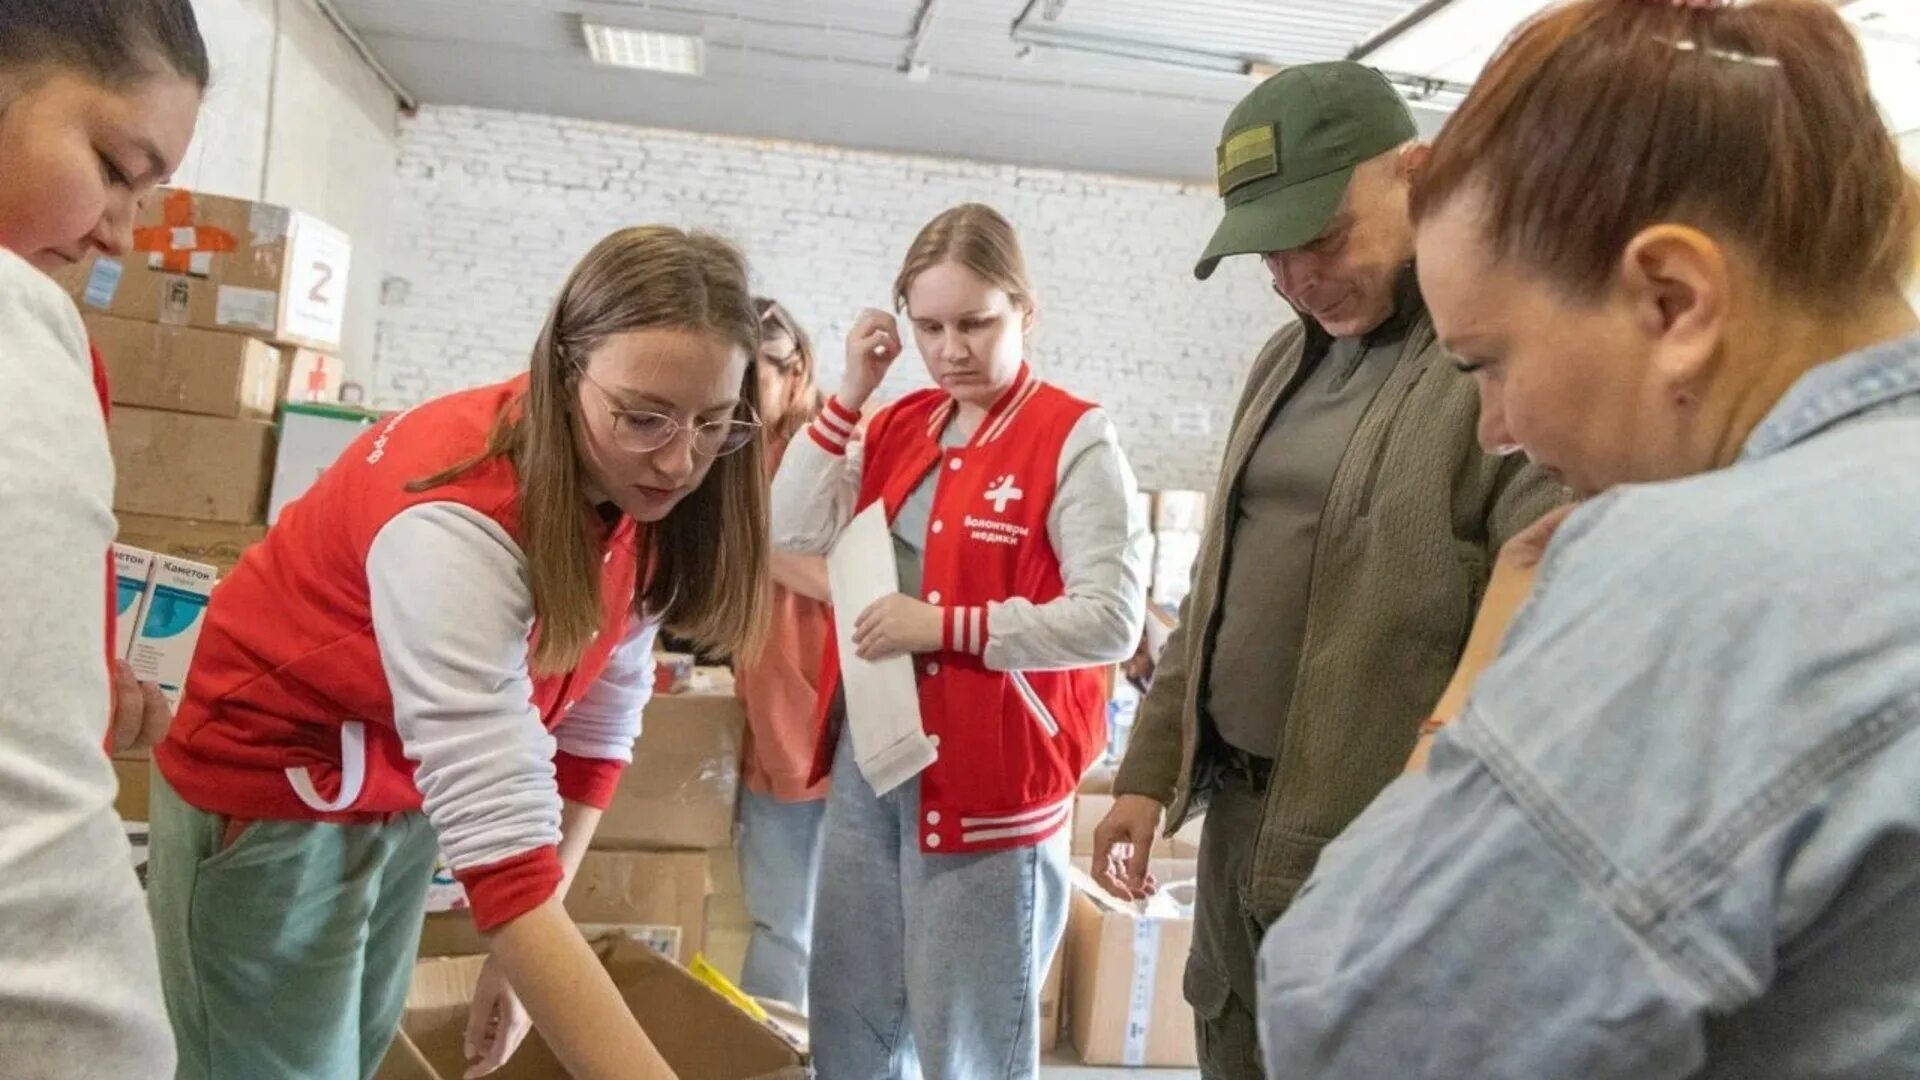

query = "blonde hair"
417;226;770;673
892;203;1036;315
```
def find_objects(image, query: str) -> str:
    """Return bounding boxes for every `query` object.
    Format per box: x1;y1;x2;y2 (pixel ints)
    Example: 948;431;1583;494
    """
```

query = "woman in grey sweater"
0;3;207;1076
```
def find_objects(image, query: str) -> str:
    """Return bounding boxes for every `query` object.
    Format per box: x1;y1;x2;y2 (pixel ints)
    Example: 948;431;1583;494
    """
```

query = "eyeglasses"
577;368;761;458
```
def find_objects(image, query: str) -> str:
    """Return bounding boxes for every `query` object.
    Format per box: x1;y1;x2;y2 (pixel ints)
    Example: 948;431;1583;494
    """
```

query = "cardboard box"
127;554;217;708
375;935;808;1080
704;846;752;986
1066;869;1198;1068
1078;763;1116;795
279;347;343;405
113;752;153;823
1040;933;1065;1053
61;188;352;350
418;851;711;963
1152;490;1209;533
1071;794;1204;860
112;544;156;658
595;678;745;851
86;314;283;420
267;402;382;524
109;408;276;524
115;513;267;577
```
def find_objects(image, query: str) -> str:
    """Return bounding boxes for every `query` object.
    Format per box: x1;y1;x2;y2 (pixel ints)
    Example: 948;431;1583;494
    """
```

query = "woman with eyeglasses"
144;227;769;1080
731;297;834;1012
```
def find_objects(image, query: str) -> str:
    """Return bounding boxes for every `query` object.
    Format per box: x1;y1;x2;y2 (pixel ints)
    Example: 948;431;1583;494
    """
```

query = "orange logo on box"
132;190;237;274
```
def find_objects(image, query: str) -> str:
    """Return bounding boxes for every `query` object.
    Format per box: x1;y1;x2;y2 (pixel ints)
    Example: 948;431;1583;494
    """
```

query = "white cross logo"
984;474;1024;514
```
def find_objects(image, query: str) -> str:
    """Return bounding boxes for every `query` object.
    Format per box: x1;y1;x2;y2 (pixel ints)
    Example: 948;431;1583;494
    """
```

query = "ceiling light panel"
582;22;705;76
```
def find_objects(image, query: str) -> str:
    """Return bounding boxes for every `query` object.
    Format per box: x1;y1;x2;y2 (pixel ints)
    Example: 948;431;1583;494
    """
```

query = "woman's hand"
1493;502;1576;577
840;308;902;410
109;659;173;754
1407;502;1580;773
852;594;943;661
464;955;534;1077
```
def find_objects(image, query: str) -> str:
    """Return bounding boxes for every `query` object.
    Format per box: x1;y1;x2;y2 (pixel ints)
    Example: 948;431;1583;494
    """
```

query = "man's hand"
110;659;172;754
1091;794;1165;901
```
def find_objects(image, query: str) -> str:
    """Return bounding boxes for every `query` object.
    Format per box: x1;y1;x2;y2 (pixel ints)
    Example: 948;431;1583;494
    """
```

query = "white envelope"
828;504;939;795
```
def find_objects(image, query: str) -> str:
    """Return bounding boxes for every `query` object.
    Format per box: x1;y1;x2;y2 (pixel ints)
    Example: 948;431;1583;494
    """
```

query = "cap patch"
1217;124;1279;196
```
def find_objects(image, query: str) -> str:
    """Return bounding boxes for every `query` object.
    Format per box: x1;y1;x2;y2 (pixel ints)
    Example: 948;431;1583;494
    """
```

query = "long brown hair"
417;226;769;673
892;203;1037;315
754;297;822;445
1413;0;1920;308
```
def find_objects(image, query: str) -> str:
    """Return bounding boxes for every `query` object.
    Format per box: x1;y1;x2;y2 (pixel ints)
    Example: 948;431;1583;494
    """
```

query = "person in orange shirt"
733;297;833;1010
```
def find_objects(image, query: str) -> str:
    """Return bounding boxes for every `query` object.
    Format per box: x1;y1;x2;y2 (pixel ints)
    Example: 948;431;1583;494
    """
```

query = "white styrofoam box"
268;403;381;524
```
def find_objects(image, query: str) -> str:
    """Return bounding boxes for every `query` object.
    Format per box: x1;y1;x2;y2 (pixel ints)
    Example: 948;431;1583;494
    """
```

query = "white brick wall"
374;106;1286;488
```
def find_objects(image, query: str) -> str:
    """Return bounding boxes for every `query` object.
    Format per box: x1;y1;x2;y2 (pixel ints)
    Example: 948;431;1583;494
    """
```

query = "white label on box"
216;285;278;331
127;555;217;708
282;214;352;348
171;226;197;249
84;259;124;308
249;202;291;246
578;923;682;961
188;251;213;277
1123;917;1162;1067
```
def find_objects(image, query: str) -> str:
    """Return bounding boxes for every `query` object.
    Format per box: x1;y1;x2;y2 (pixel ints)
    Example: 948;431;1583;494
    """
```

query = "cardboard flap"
596;936;808;1079
378;934;805;1080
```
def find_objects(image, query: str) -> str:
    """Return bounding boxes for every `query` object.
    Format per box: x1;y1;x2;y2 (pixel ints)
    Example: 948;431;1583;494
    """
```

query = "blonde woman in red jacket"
146;228;769;1080
772;203;1150;1079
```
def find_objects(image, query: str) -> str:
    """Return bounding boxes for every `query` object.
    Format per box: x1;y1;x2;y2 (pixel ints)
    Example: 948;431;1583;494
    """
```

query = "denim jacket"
1258;333;1920;1079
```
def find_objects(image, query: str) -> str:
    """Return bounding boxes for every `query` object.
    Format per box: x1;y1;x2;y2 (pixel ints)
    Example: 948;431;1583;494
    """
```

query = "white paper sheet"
827;504;939;795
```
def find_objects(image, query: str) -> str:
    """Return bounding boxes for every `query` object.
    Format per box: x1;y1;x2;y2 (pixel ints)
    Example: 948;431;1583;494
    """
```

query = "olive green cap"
1195;62;1416;280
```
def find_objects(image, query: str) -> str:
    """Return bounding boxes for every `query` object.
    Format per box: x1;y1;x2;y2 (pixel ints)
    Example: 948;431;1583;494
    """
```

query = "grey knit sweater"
0;250;175;1077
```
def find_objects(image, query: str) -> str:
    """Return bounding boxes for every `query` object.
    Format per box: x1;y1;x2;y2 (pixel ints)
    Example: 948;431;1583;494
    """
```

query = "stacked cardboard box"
1070;793;1204;862
421;669;749;977
56;188;354;570
1148;490;1208;614
598;668;753;981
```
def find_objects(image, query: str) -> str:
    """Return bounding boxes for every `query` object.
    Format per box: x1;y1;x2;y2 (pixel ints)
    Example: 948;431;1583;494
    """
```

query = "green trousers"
146;771;438;1080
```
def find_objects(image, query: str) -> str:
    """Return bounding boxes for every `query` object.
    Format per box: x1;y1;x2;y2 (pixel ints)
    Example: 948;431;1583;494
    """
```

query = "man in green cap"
1089;62;1565;1078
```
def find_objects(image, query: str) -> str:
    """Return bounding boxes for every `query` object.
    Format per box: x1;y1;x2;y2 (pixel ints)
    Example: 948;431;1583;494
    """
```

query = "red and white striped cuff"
942;606;989;655
806;396;862;455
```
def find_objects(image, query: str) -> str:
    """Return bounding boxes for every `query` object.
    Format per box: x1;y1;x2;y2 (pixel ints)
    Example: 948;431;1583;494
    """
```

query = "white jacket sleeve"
551;614;660;762
771;396;865;556
366;504;562;888
0;251;176;1077
975;409;1151;672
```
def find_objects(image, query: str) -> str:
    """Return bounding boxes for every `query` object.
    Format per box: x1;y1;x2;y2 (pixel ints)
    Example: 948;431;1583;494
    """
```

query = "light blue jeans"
809;729;1071;1080
737;787;828;1010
